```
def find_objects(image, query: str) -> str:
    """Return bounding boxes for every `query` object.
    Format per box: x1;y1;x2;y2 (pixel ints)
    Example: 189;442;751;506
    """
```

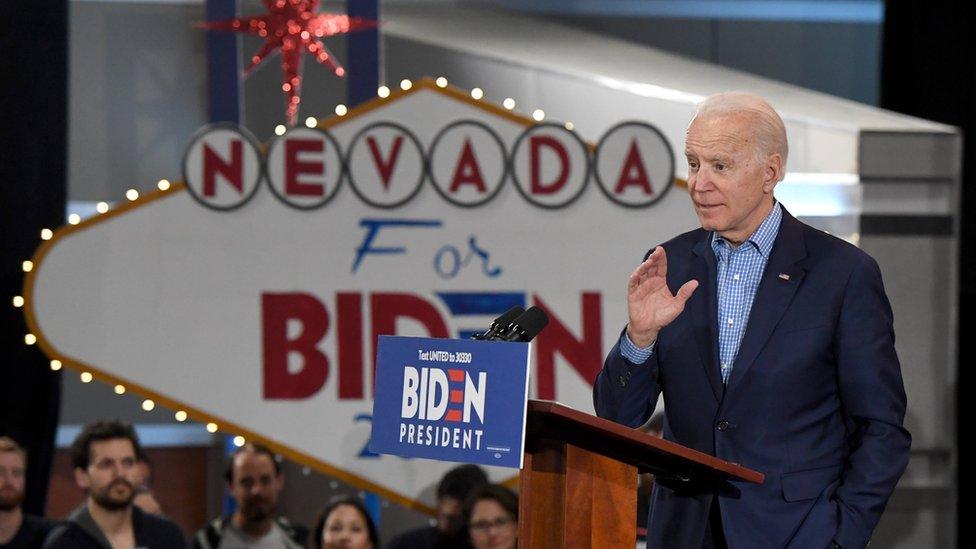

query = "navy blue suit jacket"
594;210;910;549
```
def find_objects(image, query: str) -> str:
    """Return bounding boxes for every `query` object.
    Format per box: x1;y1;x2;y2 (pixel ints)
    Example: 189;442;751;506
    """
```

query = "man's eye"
715;164;726;171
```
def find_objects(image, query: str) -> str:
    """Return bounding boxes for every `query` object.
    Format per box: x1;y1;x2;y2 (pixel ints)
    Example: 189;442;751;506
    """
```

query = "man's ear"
275;472;284;492
763;153;784;193
74;467;90;491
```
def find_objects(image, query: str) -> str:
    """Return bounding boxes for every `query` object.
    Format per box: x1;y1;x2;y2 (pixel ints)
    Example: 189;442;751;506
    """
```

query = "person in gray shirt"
192;444;305;549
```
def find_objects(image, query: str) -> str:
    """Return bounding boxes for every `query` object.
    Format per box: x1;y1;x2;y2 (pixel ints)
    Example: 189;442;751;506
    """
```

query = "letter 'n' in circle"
182;123;264;211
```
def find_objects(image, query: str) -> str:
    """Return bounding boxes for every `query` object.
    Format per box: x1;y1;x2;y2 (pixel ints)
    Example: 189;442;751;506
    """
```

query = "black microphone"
471;306;525;340
492;306;550;342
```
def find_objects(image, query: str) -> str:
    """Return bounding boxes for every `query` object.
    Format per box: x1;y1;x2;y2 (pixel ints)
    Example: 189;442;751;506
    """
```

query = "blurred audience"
0;437;52;549
463;484;517;549
42;420;186;548
131;451;163;517
312;495;378;549
384;464;488;549
192;443;305;549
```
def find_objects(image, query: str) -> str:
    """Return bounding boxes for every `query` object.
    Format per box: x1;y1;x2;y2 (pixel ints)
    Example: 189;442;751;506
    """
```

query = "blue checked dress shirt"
621;202;783;384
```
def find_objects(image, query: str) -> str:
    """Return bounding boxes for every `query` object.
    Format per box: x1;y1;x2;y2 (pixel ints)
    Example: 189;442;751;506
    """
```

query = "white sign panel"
25;79;697;510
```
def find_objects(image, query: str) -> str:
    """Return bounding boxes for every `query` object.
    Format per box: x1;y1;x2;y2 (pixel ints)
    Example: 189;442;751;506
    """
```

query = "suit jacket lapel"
690;236;724;403
725;211;808;394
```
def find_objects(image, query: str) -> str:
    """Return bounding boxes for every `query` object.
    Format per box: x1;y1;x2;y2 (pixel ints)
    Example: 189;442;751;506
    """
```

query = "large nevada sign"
24;78;698;510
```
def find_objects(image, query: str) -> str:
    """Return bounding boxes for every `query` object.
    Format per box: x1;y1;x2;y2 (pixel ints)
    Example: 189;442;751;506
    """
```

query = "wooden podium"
518;400;764;548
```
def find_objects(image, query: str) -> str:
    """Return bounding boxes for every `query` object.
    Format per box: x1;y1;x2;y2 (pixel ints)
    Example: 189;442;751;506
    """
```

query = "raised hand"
626;246;699;347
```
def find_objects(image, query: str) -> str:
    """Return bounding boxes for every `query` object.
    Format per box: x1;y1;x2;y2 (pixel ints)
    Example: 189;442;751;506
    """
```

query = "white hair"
693;92;788;172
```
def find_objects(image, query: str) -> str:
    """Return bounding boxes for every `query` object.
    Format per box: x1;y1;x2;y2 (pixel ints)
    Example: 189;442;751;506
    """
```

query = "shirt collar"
711;201;782;258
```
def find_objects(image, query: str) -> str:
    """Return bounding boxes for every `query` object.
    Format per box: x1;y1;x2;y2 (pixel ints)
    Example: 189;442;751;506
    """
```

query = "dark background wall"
0;0;66;515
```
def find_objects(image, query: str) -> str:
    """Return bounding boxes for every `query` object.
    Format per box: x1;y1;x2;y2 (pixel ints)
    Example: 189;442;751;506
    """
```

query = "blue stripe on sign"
364;492;382;529
223;435;238;515
347;0;379;107
436;293;526;316
55;423;213;449
205;0;241;124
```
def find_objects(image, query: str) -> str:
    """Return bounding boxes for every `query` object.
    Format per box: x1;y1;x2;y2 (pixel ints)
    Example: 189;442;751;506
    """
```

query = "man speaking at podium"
594;93;910;549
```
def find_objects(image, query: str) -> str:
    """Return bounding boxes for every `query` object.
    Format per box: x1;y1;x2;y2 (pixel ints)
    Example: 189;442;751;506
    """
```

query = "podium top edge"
526;399;764;485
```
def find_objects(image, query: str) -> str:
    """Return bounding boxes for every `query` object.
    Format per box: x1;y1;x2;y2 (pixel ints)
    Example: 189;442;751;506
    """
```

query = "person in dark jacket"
42;420;185;548
384;464;487;549
594;92;910;548
0;437;52;549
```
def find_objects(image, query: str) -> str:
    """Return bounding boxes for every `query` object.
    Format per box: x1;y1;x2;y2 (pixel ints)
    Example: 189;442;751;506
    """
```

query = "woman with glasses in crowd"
464;484;518;549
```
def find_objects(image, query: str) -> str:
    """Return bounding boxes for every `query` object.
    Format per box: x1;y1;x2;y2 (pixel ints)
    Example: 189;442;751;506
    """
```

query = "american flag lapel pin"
778;273;791;281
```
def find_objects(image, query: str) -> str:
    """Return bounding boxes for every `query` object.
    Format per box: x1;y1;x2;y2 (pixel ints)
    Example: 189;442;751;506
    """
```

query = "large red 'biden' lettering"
533;293;603;399
262;293;329;399
370;293;450;392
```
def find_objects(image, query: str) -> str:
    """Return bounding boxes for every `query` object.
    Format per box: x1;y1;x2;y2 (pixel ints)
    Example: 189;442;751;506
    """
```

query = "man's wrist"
626;325;658;348
620;332;655;364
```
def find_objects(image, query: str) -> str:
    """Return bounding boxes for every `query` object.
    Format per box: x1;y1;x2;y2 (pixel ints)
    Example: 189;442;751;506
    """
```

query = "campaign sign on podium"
369;335;531;469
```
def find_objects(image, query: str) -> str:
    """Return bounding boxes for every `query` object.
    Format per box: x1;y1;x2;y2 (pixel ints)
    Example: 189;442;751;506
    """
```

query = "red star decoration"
202;0;378;125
